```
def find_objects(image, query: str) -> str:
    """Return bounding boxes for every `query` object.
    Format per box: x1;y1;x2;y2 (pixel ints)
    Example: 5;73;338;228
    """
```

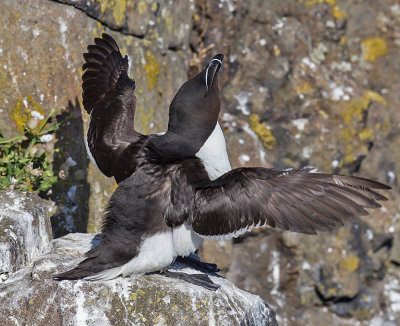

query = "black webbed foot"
175;254;220;274
156;270;220;291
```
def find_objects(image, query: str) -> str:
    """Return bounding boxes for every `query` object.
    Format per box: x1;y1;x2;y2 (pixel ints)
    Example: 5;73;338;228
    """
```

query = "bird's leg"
175;254;220;274
158;270;220;291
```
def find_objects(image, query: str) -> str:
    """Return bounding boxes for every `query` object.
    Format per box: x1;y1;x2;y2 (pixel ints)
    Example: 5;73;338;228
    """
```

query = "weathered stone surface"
0;0;194;236
0;191;51;276
0;233;277;326
192;1;400;324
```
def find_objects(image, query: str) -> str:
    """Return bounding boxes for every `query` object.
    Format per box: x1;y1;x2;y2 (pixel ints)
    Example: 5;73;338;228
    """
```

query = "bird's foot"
175;254;220;274
159;270;220;291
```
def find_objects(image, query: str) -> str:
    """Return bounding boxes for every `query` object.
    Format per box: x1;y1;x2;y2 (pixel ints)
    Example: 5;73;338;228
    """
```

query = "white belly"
84;224;202;281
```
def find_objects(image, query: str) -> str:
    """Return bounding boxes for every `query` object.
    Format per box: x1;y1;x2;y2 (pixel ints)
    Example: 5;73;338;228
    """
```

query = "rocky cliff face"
0;191;277;326
1;0;400;325
192;1;400;325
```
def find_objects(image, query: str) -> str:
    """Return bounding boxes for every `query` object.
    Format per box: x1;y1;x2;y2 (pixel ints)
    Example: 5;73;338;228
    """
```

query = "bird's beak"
205;54;224;93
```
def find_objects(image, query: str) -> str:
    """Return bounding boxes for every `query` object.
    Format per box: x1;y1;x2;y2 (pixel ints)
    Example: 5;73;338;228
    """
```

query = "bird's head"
167;54;224;152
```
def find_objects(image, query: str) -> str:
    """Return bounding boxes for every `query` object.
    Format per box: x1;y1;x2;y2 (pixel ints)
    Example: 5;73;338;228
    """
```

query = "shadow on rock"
50;98;90;238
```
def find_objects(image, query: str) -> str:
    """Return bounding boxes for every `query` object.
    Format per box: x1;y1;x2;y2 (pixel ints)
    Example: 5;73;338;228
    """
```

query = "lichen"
143;50;160;90
340;256;359;272
111;0;127;27
361;38;388;61
338;91;387;164
302;0;336;7
249;114;276;150
295;81;314;95
340;90;387;124
11;96;45;132
332;6;347;20
136;104;155;134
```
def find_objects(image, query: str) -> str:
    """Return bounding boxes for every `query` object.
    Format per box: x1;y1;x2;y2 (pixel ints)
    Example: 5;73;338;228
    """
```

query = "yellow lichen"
273;44;281;56
249;114;276;150
93;21;105;39
97;0;109;14
87;223;96;233
112;0;127;26
358;128;373;141
130;293;138;301
137;289;145;296
136;104;155;134
340;90;387;123
328;288;337;295
143;50;160;90
332;6;347;20
318;109;329;119
295;81;314;95
11;96;45;132
304;0;335;7
137;1;147;15
361;38;388;61
28;299;34;305
340;256;359;272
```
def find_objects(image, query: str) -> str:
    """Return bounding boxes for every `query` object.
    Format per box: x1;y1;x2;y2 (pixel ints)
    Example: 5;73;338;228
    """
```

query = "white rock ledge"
0;193;277;326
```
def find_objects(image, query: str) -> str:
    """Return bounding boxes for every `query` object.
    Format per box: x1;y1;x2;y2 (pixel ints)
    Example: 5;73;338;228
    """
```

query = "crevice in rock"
50;0;146;39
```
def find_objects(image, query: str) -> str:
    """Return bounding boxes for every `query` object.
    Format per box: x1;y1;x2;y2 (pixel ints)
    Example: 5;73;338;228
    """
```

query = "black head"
167;54;224;153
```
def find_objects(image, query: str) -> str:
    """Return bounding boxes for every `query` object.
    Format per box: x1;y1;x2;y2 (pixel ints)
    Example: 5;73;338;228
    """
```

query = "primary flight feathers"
82;33;142;182
189;168;389;237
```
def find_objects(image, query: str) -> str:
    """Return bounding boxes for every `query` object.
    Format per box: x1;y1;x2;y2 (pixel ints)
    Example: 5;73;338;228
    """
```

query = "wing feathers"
190;168;390;238
82;33;144;182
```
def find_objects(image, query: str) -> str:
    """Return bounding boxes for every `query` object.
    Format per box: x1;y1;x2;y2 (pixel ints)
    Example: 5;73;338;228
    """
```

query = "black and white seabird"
55;34;390;282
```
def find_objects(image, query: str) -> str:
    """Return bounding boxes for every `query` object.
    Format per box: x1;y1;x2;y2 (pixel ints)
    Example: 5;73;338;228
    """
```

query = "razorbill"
55;34;390;283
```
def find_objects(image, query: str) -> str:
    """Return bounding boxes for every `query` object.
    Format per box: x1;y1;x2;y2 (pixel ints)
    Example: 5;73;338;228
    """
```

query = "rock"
0;0;194;236
0;191;51;276
190;0;400;324
197;239;233;273
0;233;277;326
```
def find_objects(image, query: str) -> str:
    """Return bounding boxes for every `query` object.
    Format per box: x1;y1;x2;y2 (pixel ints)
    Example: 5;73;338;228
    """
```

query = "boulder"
0;193;277;326
0;191;51;277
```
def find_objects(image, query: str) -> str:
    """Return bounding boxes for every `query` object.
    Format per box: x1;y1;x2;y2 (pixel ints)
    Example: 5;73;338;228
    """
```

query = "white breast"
195;122;232;180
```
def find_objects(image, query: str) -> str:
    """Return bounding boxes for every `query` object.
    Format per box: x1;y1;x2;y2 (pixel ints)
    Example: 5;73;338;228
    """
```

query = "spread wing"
188;168;390;238
82;33;145;183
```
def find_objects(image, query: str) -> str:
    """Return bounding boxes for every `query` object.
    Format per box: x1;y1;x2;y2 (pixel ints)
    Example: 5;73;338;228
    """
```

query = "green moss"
249;114;276;150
